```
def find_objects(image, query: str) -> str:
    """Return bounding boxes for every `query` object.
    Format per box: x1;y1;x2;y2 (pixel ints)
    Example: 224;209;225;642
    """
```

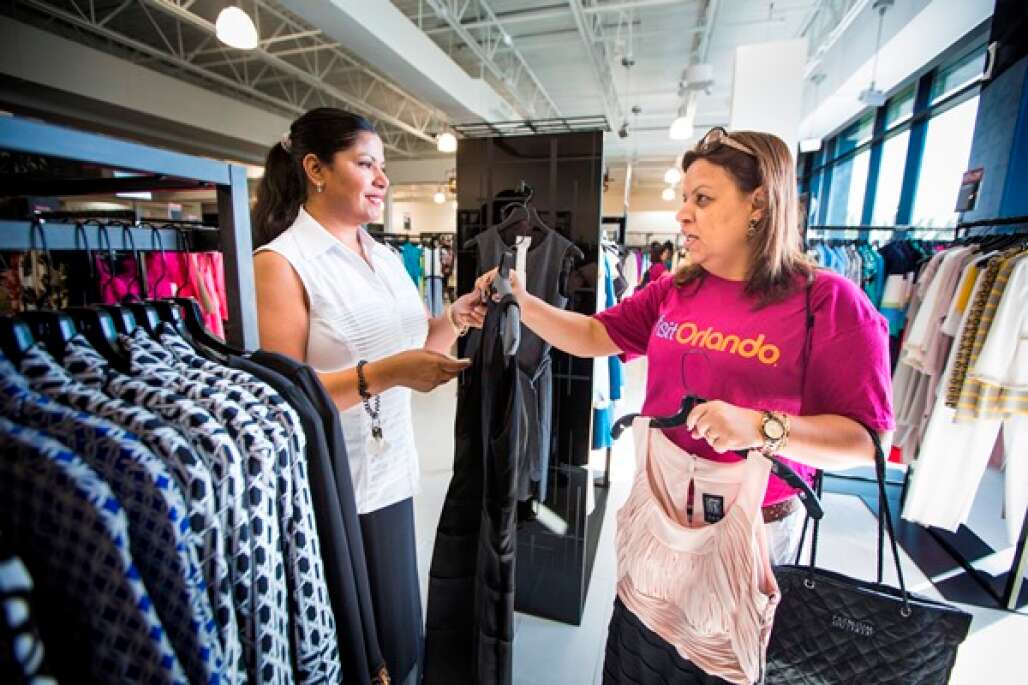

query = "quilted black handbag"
765;427;972;684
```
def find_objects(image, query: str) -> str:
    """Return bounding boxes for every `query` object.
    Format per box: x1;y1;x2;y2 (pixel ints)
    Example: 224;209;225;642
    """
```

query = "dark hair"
252;108;377;247
676;130;813;306
649;241;664;262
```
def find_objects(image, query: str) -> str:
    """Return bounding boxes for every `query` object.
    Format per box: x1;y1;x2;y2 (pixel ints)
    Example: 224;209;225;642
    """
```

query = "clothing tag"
703;494;725;524
514;236;532;276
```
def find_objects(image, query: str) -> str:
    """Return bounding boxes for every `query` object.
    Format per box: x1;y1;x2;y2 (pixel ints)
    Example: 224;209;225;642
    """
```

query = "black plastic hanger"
493;251;521;358
0;316;35;363
97;304;138;336
64;307;131;372
169;297;243;356
17;311;76;363
124;302;160;336
611;395;824;520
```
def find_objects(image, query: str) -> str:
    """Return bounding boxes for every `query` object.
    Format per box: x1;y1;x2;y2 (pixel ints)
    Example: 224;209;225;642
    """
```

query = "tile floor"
410;361;1027;685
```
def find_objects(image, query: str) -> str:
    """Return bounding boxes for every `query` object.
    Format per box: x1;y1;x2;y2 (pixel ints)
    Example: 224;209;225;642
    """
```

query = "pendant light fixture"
216;5;259;50
668;102;694;141
433;189;446;204
663;167;682;185
661;186;676;202
436;131;458;153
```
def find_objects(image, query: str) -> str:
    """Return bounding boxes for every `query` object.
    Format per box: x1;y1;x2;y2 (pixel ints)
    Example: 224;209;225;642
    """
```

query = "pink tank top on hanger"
616;418;780;685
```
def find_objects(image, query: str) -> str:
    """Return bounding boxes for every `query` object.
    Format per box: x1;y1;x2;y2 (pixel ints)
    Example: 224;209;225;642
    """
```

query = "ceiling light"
663;167;682;185
433;191;446;204
799;138;823;153
669;114;694;141
661;187;676;202
436;132;458;153
216;6;259;50
502;32;512;46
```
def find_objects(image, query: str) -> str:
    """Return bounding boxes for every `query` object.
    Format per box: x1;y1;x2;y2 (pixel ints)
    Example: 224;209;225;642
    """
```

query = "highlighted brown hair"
676;130;813;306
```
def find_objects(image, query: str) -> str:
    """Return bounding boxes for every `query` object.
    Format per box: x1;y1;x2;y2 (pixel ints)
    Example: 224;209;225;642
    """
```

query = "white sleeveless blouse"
255;208;428;513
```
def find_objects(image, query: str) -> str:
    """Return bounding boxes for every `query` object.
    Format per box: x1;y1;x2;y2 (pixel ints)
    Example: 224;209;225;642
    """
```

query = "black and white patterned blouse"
0;416;188;684
0;363;225;685
154;328;342;684
0;534;55;684
61;337;291;684
123;330;341;684
17;344;243;684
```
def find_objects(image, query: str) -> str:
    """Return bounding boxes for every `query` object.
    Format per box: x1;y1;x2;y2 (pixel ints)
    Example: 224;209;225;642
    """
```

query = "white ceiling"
6;0;962;188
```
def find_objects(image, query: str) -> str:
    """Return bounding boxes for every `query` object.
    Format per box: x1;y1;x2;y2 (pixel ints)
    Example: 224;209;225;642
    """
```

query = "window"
931;48;986;105
871;130;911;225
911;96;980;227
825;149;870;226
834;114;874;159
886;85;915;128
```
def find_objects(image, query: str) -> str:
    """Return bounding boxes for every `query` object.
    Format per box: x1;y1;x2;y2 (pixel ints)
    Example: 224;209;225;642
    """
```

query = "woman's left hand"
451;291;488;330
686;401;764;454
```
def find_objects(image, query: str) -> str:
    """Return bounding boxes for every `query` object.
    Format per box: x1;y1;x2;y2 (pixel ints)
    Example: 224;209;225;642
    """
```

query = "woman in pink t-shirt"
477;127;894;564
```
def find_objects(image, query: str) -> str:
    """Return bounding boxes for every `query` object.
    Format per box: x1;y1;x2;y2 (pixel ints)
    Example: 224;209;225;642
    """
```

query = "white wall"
389;200;457;234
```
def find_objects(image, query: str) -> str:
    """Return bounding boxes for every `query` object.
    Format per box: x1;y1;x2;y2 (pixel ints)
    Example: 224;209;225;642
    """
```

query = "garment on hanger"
238;349;389;685
469;224;577;502
0;416;188;685
400;241;423;286
0;360;225;684
605;418;778;685
900;244;1028;544
424;289;522;685
0;537;55;684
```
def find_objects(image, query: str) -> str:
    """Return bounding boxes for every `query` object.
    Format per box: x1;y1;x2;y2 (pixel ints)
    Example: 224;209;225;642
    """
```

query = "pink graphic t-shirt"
595;269;894;506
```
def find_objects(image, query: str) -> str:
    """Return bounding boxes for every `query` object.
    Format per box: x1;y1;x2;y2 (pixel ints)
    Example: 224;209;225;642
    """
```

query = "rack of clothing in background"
371;232;456;317
592;235;627;483
892;217;1028;612
808;219;1028;612
805;225;958;368
0;116;393;683
0;217;230;339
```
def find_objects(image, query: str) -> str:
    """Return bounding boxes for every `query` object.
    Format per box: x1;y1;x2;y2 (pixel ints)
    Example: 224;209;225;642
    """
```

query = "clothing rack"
0;116;257;348
0;218;222;252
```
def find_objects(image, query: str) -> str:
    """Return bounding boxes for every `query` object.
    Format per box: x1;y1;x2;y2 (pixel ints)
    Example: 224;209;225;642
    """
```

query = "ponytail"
252;107;378;248
253;142;303;248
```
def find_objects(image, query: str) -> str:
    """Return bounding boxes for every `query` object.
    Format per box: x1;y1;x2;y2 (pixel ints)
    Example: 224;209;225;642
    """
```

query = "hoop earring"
746;218;759;237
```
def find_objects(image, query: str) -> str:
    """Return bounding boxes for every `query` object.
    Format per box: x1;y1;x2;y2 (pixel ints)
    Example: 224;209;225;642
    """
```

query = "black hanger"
145;299;189;339
97;304;138;336
17;311;76;363
124;302;161;336
64;307;131;372
611;394;823;520
0;315;35;363
169;297;243;356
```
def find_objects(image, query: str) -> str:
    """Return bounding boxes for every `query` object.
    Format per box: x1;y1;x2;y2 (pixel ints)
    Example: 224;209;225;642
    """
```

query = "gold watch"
759;411;790;456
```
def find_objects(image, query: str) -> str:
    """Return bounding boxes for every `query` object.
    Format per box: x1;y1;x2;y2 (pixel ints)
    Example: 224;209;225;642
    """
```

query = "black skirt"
603;597;736;685
360;497;423;685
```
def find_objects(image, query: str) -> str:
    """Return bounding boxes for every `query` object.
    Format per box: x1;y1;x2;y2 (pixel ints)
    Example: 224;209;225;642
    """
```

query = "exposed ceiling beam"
567;0;626;132
420;0;560;120
422;0;692;34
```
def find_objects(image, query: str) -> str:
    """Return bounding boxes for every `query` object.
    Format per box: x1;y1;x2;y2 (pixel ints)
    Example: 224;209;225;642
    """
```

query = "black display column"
456;131;606;625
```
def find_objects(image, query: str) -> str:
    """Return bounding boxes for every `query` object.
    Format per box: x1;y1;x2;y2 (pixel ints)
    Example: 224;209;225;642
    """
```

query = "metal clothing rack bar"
0;116;257;349
0;220;220;252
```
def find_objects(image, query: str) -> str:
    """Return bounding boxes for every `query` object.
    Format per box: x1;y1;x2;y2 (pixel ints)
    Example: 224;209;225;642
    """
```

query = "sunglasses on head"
695;127;757;157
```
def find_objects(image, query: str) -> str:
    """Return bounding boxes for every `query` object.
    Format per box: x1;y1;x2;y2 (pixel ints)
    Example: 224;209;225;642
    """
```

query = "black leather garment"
423;296;522;685
244;351;388;685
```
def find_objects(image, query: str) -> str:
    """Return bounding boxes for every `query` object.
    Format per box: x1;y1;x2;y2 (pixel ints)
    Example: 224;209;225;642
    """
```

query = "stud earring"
747;217;759;236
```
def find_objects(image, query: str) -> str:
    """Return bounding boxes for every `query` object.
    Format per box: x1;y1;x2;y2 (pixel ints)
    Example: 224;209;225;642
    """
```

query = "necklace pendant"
367;426;387;455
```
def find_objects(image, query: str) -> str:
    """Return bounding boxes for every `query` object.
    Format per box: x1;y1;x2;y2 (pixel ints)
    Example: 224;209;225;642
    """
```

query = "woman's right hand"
384;350;471;392
474;267;528;304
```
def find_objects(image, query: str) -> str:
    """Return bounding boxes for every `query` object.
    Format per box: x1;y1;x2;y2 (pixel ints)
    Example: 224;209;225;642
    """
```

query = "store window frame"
802;37;987;238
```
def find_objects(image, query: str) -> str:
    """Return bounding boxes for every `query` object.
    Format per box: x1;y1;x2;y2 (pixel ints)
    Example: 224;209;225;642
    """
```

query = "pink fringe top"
615;418;781;685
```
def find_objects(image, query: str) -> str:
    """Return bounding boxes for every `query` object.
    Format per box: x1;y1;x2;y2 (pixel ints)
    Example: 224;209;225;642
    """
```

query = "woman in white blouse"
252;108;487;685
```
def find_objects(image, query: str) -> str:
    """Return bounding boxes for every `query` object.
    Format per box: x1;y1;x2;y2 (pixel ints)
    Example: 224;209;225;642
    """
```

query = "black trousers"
360;497;423;685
